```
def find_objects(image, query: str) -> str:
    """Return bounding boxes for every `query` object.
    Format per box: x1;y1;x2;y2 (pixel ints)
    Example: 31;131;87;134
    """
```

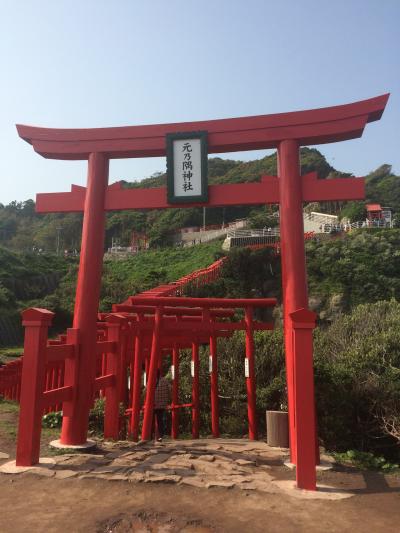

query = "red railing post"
191;341;200;438
104;314;127;440
141;306;163;441
290;308;317;491
245;307;258;440
171;345;179;439
16;308;54;466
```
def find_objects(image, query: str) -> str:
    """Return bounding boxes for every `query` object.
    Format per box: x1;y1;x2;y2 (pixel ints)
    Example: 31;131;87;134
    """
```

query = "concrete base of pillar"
284;460;333;471
50;439;96;450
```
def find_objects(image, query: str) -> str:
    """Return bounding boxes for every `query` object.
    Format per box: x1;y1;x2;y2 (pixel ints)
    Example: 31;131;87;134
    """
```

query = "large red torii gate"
16;93;389;491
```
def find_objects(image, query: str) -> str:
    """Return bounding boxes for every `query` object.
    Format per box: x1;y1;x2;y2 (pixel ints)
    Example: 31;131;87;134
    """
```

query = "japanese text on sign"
172;138;202;197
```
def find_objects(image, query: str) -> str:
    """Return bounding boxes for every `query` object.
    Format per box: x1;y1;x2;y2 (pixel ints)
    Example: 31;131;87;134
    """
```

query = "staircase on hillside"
302;211;339;233
222;211;338;251
175;219;248;248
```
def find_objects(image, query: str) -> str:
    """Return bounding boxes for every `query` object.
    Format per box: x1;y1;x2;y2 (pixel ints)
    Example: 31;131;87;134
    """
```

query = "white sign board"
166;131;208;203
143;372;147;387
173;139;202;197
191;360;195;378
209;356;213;374
171;364;175;380
244;358;250;378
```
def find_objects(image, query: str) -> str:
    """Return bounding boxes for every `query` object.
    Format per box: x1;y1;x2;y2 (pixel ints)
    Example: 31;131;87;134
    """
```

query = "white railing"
303;211;338;225
107;246;134;254
184;212;394;250
183;228;229;247
227;227;280;238
322;219;391;233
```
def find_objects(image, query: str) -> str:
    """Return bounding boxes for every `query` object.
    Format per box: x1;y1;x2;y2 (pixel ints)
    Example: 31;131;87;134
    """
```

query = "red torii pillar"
141;307;163;441
171;345;180;439
278;139;309;464
245;307;257;440
130;314;144;441
209;333;219;438
191;341;200;438
61;153;109;445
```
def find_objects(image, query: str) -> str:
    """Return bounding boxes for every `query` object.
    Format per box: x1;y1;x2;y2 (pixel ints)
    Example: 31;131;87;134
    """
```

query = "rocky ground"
1;429;400;532
1;438;353;498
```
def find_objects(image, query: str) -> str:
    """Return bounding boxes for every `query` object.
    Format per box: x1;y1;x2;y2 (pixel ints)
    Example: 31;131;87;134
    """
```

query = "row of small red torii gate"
14;94;388;490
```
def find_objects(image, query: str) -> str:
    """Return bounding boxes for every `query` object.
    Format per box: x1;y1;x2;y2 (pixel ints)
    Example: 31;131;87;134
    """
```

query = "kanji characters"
181;142;193;192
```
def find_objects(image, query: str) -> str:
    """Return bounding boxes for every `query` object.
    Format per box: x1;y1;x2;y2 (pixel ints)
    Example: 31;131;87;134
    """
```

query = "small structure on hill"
366;203;392;227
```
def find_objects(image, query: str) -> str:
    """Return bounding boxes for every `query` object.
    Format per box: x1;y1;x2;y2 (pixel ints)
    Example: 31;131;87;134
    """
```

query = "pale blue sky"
1;0;399;204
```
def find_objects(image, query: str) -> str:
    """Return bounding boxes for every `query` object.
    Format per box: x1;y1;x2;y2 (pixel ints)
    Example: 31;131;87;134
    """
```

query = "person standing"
153;370;171;441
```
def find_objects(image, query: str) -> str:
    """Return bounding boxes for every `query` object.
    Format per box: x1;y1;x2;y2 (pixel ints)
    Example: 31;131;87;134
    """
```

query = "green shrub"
42;411;62;429
89;398;105;435
173;301;400;464
334;450;399;472
314;300;400;460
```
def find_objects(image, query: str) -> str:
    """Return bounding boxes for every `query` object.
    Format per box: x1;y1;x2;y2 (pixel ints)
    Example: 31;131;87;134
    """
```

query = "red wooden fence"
14;309;127;465
0;358;23;401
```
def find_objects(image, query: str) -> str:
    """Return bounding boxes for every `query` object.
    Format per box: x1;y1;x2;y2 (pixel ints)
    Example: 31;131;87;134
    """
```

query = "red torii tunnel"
16;93;389;490
110;297;276;443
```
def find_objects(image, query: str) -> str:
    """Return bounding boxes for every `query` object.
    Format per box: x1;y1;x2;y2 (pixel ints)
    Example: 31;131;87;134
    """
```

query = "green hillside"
0;241;223;345
2;148;398;252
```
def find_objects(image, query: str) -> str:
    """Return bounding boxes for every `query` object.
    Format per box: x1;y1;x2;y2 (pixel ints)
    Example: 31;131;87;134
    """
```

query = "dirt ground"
1;471;400;533
1;402;400;533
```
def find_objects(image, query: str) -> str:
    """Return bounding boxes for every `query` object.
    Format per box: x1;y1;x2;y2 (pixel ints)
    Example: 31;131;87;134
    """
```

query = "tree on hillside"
366;164;400;214
339;201;367;222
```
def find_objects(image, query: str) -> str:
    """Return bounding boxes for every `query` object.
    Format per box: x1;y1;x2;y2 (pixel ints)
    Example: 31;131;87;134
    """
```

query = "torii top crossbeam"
16;94;388;212
17;94;388;160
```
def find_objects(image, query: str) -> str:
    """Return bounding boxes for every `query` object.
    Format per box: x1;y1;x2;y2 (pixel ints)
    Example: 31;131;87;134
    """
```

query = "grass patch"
0;399;19;441
0;420;17;439
0;346;22;364
0;398;20;414
103;240;224;287
334;450;400;473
